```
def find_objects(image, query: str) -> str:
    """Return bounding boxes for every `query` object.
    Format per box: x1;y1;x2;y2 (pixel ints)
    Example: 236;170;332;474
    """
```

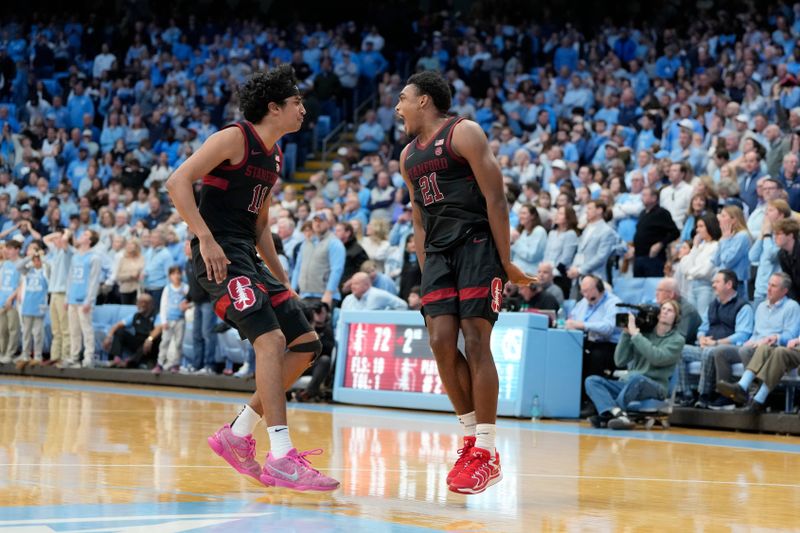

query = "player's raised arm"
399;144;427;271
450;119;536;286
166;127;242;284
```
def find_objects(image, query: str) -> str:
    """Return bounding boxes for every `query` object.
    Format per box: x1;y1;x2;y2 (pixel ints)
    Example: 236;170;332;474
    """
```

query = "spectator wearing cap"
632;186;679;277
292;211;346;308
0;239;22;364
66;144;90;191
659;161;693;229
738;150;765;213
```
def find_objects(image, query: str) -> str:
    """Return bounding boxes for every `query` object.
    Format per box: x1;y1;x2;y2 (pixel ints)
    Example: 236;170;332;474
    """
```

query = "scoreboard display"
333;310;558;417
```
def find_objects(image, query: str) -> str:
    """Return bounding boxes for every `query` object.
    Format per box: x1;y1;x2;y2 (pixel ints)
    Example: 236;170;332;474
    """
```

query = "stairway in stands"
292;128;355;185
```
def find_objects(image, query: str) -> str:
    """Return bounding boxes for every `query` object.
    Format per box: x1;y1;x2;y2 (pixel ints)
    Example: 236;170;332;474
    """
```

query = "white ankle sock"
230;405;261;437
267;425;294;458
457;411;477;437
474;423;496;453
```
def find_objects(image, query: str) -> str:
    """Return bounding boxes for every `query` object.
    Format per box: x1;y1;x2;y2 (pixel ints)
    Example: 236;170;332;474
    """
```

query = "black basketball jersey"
198;121;282;243
403;116;489;253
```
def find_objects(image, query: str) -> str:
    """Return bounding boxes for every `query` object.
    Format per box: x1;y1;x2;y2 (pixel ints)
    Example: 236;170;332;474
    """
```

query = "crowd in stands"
3;4;800;414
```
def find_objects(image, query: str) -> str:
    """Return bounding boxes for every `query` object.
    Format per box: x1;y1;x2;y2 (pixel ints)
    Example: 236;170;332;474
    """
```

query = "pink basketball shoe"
207;424;262;481
259;448;340;491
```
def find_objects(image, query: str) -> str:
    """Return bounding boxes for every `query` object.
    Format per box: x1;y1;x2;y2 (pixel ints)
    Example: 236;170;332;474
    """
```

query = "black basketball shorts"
192;238;311;345
420;231;506;323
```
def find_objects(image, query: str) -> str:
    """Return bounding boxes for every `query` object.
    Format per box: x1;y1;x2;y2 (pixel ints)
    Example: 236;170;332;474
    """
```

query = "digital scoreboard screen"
342;322;524;401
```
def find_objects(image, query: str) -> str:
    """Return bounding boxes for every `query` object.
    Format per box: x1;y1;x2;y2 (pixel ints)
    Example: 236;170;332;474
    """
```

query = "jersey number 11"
247;184;271;213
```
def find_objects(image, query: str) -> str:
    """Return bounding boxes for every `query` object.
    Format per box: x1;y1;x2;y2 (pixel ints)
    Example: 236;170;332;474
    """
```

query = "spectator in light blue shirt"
341;272;408;311
566;276;622;344
655;45;682;80
142;229;174;304
566;275;622;410
711;273;800;409
712;206;752;300
511;204;547;275
355;110;385;154
66;82;94;130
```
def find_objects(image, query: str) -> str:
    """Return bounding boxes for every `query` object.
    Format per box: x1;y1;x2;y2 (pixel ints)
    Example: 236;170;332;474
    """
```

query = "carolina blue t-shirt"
21;267;48;317
0;260;21;303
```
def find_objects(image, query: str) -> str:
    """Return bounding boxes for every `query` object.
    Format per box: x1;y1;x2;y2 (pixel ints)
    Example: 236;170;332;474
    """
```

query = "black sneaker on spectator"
677;395;697;408
608;414;636;430
587;413;611;428
579;402;596;419
716;380;748;406
708;396;736;410
693;395;711;409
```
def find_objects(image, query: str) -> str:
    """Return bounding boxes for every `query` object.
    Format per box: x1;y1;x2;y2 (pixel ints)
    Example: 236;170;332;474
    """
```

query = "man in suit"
738;150;764;214
567;200;620;282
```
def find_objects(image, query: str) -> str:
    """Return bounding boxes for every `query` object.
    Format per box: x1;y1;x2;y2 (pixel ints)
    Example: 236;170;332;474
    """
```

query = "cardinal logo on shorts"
490;277;503;313
228;276;257;312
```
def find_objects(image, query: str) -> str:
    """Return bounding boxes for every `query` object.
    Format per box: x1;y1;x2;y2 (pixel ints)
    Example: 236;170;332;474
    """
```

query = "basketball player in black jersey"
166;65;339;491
396;71;536;495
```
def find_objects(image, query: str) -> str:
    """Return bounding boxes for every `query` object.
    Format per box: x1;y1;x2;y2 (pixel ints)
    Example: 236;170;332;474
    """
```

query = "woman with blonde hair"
115;238;145;305
361;218;391;271
713;205;752;299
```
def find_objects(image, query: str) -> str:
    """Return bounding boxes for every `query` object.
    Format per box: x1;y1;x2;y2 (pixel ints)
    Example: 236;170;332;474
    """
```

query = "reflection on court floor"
1;377;799;532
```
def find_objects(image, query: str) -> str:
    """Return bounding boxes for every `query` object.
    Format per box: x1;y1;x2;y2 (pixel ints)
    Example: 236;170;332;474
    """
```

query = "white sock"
474;423;496;453
457;411;477;437
230;405;261;437
267;425;294;458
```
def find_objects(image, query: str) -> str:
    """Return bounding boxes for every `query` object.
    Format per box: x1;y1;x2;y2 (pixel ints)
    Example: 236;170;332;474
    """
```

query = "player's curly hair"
238;64;299;122
407;70;452;114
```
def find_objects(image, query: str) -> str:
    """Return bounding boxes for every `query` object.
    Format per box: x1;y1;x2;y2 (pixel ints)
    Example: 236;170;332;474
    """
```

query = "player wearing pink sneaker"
207;424;262;481
260;448;340;491
168;66;339;492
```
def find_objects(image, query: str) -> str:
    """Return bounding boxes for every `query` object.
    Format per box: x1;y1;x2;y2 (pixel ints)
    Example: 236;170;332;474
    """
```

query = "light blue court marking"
0;500;433;532
4;376;800;455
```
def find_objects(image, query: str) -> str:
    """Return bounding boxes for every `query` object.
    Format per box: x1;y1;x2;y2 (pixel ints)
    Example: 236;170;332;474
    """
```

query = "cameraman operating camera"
585;300;684;430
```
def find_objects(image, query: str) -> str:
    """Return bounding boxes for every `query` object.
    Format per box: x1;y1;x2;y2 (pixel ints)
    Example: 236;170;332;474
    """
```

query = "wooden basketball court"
1;376;799;531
